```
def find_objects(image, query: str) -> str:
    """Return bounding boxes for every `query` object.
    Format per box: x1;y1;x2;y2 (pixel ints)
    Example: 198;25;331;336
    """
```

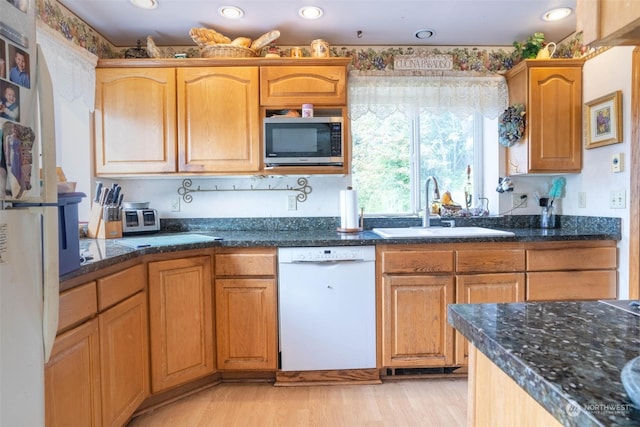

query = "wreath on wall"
498;104;526;147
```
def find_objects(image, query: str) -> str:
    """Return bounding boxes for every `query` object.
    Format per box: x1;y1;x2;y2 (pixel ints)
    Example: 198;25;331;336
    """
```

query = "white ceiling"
58;0;578;49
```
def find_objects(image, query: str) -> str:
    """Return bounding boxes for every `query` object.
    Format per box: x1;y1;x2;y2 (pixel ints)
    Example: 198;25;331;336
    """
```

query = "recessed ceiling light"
542;7;572;21
130;0;158;10
298;6;323;20
219;6;244;19
414;29;435;40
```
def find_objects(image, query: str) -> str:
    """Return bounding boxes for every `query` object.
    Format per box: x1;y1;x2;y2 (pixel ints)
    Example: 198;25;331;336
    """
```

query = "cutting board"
116;234;221;248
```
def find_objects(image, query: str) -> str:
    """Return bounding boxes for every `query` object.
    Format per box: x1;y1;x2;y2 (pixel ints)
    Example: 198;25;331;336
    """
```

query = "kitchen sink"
371;226;515;239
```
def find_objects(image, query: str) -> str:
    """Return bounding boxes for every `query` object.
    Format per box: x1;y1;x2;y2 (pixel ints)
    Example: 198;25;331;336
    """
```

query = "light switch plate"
610;190;626;209
611;153;624;173
578;192;586;209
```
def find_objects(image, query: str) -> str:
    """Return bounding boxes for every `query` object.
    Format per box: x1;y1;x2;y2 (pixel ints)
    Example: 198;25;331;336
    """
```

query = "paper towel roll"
340;188;359;230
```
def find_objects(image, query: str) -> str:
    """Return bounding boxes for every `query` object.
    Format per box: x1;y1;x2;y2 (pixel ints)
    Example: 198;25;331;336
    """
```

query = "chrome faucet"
423;176;440;227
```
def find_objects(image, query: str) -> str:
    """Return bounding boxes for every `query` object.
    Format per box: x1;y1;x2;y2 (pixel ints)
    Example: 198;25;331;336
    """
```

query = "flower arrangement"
513;32;546;59
498;104;526;147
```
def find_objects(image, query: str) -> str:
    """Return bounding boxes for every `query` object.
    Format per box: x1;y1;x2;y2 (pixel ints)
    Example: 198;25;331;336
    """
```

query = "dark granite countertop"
63;215;621;283
448;301;640;427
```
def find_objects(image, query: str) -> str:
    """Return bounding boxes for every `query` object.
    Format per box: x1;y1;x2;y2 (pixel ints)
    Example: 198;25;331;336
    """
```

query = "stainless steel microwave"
263;116;344;167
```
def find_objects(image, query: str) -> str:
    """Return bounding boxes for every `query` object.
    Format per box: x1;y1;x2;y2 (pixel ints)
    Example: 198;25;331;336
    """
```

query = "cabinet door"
45;319;102;427
148;255;215;392
177;67;260;173
99;292;149;427
506;60;583;174
215;278;277;370
95;68;177;174
260;66;346;106
454;273;525;365
527;66;582;172
381;275;454;367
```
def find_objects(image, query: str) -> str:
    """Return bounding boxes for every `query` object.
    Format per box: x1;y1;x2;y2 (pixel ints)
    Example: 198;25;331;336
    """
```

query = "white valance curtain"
348;70;509;120
35;22;97;111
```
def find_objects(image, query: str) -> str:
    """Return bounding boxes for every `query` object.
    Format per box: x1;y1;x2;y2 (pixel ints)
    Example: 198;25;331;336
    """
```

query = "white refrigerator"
0;1;60;426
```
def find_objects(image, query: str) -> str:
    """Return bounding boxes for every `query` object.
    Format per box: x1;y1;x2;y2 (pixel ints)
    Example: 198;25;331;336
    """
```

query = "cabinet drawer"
215;249;277;276
526;271;617;301
381;250;454;274
97;264;145;311
58;282;98;333
527;247;617;271
457;249;525;273
260;66;346;106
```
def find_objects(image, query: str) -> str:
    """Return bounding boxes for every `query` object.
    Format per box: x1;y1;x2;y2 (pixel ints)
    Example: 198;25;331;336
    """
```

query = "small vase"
540;206;556;229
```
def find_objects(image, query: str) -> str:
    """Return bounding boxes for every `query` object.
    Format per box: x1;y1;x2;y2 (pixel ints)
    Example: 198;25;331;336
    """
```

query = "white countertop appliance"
278;246;376;371
122;202;160;234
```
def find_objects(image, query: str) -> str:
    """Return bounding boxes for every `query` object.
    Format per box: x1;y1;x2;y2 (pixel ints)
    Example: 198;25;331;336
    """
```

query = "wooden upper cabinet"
95;68;177;174
177;67;260;173
579;0;640;46
505;59;584;175
260;65;347;106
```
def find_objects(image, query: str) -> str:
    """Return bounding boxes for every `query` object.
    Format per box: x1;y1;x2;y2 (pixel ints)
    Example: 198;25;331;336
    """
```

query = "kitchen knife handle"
94;181;103;203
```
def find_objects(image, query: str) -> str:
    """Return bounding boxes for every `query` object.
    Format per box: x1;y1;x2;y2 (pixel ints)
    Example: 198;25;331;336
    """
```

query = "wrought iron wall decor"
177;177;312;203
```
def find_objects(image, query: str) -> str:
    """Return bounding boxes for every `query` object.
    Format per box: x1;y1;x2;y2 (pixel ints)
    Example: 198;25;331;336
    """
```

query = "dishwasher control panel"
278;246;375;263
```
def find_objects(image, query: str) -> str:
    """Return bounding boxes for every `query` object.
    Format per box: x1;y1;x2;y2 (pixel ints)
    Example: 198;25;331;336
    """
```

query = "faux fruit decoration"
441;191;461;210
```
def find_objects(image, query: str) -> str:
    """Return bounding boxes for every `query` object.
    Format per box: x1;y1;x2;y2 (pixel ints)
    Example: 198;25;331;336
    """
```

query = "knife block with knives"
87;182;123;239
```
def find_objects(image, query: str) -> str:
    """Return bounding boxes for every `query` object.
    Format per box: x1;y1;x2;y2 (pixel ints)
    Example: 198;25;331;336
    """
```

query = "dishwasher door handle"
290;259;367;264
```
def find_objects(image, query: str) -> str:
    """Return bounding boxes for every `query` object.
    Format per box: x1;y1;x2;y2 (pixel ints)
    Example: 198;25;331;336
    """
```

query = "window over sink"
348;71;507;216
351;110;481;215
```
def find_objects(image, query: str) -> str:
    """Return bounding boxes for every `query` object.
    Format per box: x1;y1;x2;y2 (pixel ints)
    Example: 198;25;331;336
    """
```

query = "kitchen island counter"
448;301;640;426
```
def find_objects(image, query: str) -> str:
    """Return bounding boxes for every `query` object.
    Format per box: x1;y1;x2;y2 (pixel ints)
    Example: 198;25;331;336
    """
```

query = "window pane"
351;111;478;215
419;112;475;209
351;112;411;214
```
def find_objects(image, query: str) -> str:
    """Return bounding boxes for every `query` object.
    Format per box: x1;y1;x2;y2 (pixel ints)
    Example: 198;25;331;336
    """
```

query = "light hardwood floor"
128;379;468;427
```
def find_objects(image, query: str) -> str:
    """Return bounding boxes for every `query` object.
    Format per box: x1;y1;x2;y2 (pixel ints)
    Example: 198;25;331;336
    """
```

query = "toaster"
122;208;160;234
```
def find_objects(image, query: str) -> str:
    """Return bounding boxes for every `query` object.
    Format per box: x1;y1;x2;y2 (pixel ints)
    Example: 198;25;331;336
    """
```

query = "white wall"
106;174;351;218
496;46;634;298
55;96;92;221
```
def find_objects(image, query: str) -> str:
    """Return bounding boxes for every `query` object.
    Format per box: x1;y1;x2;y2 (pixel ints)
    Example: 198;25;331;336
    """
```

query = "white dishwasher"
278;246;376;371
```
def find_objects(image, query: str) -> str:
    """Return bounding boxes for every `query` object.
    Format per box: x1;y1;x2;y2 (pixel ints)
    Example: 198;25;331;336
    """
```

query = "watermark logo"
566;400;581;418
565;400;632;417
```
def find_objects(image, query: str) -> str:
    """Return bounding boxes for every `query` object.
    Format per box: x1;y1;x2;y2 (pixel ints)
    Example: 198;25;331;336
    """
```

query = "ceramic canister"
310;39;330;58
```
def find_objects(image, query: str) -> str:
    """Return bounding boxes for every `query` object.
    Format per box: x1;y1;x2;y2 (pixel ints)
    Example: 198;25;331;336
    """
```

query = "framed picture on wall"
584;90;622;149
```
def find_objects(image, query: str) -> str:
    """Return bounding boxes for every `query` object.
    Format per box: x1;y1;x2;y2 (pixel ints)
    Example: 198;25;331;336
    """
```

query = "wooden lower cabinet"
46;291;148;427
148;254;215;392
214;248;277;370
215;278;277;370
381;274;455;367
99;292;149;427
526;242;618;301
468;345;561;426
455;273;525;365
45;319;102;427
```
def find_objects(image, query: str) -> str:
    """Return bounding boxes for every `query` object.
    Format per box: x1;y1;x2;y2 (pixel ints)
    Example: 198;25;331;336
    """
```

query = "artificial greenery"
513;32;546;59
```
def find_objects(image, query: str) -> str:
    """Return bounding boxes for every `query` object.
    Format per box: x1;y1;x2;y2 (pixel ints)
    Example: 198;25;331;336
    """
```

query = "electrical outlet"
610;191;626;209
578;192;586;209
287;195;297;211
511;193;528;209
170;197;180;212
